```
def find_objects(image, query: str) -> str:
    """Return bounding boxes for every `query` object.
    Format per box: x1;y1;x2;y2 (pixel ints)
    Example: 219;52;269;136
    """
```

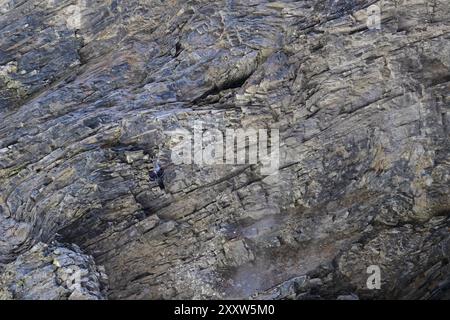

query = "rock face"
0;242;108;300
0;0;449;300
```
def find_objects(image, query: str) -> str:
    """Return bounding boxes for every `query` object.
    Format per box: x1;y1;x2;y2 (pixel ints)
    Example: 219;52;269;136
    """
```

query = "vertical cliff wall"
0;0;449;299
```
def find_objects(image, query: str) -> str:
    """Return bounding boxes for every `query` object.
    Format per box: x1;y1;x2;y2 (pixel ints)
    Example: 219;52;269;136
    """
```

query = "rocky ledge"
0;0;449;299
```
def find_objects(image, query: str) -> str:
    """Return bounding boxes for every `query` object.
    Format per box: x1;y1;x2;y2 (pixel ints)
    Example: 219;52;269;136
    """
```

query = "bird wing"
158;179;165;190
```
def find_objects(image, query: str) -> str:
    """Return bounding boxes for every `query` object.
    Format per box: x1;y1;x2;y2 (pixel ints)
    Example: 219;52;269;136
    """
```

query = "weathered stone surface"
0;242;107;300
0;0;449;299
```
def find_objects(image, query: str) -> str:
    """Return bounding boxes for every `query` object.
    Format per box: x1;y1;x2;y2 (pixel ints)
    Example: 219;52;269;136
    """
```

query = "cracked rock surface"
0;0;449;299
0;242;108;299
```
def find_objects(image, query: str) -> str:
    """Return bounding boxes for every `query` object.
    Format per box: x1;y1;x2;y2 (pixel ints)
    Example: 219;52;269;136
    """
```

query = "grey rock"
0;0;449;300
0;242;107;300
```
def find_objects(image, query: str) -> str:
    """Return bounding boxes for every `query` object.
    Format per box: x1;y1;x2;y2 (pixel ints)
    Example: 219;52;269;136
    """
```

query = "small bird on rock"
149;162;165;190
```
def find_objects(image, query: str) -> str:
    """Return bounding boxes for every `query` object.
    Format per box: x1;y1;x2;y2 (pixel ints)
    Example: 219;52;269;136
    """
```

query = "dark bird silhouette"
149;162;165;190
